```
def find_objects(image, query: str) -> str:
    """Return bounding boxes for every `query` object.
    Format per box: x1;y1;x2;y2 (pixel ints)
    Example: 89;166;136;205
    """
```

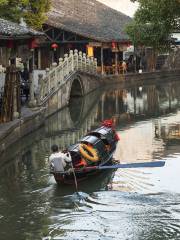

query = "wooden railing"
39;50;98;102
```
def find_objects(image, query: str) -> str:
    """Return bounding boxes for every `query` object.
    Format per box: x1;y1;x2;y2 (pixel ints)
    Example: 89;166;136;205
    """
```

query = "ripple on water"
44;191;180;240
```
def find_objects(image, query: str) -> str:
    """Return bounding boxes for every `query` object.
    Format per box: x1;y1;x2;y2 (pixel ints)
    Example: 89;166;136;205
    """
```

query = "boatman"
49;144;72;173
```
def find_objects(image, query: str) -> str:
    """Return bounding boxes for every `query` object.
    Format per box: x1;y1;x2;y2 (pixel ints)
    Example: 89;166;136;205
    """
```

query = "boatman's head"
51;144;59;153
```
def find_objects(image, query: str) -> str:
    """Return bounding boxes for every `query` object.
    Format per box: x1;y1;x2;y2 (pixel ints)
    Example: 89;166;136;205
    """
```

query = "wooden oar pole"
75;161;165;171
70;162;78;192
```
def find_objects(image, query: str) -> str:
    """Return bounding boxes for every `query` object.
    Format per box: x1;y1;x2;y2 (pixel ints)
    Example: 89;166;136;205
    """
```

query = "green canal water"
1;80;180;240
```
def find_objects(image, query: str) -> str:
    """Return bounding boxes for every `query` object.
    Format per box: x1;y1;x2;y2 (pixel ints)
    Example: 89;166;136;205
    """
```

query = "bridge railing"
39;49;98;102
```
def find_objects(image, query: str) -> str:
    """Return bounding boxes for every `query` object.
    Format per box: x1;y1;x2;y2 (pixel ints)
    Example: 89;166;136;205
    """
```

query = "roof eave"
45;23;130;43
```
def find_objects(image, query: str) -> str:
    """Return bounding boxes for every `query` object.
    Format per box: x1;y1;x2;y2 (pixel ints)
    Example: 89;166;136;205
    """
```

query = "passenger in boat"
49;144;72;173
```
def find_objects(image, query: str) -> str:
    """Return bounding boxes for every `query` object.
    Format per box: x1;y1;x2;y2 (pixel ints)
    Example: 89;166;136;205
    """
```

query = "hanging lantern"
7;40;14;49
112;41;118;52
29;38;38;50
111;41;117;49
51;43;58;51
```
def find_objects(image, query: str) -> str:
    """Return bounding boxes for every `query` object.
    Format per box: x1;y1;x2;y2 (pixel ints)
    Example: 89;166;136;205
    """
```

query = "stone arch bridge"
38;50;102;116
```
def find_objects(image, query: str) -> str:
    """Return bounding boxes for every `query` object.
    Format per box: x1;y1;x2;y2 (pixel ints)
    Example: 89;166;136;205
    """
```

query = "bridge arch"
69;76;84;99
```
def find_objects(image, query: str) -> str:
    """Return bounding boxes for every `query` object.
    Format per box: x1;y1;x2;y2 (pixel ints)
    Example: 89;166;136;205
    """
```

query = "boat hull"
54;155;115;185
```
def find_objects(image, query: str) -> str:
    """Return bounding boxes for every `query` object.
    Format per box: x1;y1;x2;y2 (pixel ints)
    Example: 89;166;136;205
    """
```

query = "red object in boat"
101;119;114;128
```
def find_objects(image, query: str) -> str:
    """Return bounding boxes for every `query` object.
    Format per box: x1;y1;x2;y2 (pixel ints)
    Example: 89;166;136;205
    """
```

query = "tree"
130;0;180;31
0;0;51;29
126;0;180;69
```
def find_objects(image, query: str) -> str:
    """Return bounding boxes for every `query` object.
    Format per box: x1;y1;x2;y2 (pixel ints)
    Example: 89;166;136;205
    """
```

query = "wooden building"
39;0;132;74
0;18;43;69
0;18;44;108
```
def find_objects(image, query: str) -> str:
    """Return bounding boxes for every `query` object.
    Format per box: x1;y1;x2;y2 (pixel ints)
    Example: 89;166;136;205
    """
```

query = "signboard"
87;45;94;57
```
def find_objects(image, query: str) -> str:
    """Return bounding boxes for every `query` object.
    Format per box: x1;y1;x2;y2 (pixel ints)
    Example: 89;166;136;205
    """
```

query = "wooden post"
38;48;41;69
29;49;36;107
0;65;21;122
115;52;118;75
101;46;104;75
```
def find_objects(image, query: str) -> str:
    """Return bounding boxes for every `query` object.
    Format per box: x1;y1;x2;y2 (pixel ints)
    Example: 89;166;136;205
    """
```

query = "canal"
1;79;180;240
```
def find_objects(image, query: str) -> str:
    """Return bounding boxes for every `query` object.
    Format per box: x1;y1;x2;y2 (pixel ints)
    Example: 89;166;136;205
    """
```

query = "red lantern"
51;43;58;51
29;38;38;49
7;40;14;49
112;41;117;49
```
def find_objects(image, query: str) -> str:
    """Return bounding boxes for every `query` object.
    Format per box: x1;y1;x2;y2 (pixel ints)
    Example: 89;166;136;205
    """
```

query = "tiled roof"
0;18;44;39
46;0;132;42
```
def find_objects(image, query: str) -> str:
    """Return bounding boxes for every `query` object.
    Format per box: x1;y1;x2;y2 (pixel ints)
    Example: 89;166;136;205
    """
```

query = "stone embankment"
102;69;180;88
0;107;45;154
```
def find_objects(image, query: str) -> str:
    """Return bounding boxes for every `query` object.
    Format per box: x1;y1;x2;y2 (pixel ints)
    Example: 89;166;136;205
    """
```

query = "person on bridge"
49;144;72;173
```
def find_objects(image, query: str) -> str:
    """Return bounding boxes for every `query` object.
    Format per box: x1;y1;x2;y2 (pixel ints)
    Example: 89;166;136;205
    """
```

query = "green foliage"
126;22;171;52
23;0;51;29
134;0;180;31
127;0;180;52
0;0;51;29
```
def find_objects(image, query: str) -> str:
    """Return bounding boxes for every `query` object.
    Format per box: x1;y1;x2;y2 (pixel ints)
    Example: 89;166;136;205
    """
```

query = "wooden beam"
0;35;33;40
54;32;63;41
101;46;104;75
41;40;90;44
43;26;54;33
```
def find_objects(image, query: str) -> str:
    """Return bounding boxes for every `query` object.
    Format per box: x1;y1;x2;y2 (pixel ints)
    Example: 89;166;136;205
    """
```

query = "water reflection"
1;80;180;239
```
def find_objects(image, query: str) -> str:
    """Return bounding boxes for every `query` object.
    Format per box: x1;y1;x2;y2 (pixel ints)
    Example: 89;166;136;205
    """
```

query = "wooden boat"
51;120;120;184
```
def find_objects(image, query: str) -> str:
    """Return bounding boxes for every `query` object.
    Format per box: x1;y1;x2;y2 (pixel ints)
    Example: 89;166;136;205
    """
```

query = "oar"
70;161;78;192
77;161;165;171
